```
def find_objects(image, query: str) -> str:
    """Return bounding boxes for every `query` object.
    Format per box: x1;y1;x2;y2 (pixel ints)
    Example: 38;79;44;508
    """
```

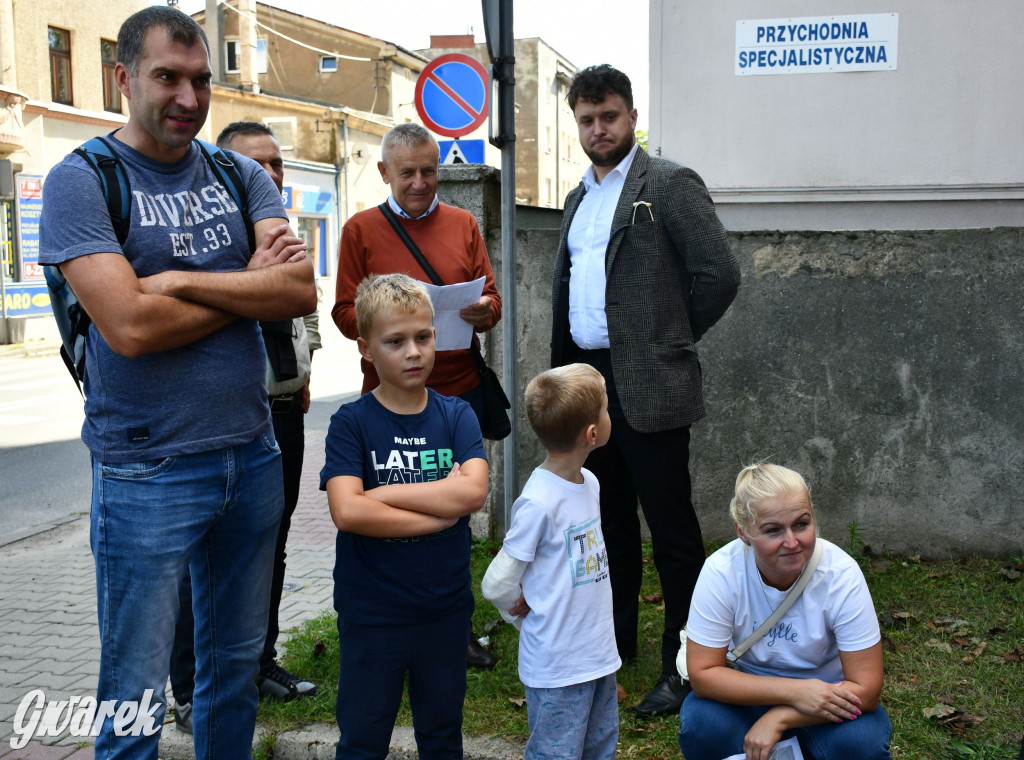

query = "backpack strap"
196;139;255;253
73;136;132;245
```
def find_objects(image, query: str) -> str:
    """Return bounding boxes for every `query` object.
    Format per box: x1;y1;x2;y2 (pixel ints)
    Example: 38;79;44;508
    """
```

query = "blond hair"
354;273;433;338
729;463;814;535
525;364;606;453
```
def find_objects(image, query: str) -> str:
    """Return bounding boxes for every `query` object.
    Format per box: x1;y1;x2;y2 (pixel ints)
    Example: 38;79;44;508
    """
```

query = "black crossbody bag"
378;203;511;440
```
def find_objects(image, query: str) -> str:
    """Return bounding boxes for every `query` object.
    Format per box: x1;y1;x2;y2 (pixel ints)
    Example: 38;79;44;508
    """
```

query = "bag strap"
198;139;255;253
74;136;132;244
729;538;824;662
378;202;444;286
377;202;488;368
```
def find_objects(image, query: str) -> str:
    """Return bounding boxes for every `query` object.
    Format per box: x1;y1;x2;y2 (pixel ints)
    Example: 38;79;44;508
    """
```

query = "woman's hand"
787;678;862;721
743;709;786;760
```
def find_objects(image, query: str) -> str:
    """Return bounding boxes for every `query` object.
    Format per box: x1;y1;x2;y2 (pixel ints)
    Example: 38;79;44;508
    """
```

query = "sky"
167;0;650;128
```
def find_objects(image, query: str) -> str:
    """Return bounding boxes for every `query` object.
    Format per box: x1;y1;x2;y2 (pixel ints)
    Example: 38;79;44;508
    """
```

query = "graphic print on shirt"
132;183;240;259
564;516;610;587
371;437;455;485
751;618;801;648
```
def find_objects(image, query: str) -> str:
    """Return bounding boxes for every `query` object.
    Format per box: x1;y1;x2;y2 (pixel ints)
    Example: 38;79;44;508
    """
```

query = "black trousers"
573;346;705;675
170;405;305;702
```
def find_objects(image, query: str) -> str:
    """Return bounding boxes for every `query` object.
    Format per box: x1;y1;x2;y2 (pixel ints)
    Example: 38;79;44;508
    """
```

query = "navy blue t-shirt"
320;389;486;624
38;135;286;462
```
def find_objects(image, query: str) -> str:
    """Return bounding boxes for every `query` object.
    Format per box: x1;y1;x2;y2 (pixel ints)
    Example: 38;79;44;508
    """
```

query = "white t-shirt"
686;538;880;683
497;467;621;688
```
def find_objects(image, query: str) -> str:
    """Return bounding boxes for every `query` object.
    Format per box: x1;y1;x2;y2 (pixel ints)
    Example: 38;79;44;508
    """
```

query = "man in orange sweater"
332;122;501;668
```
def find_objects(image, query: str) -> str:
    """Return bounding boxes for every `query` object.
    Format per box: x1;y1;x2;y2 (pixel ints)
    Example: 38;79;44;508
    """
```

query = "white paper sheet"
423;276;486;351
722;736;804;760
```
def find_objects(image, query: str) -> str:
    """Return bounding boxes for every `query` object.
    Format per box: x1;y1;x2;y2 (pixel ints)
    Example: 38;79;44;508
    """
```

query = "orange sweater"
332;203;501;397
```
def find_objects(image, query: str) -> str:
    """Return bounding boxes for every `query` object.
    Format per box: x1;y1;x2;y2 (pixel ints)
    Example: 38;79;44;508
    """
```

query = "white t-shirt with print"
500;467;621;688
686;538;880;683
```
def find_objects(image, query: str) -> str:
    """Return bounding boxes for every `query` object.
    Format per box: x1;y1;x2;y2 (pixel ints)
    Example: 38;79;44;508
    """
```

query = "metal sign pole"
483;0;518;532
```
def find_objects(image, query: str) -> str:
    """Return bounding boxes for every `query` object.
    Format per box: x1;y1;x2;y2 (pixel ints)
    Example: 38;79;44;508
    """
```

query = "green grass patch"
259;540;1024;759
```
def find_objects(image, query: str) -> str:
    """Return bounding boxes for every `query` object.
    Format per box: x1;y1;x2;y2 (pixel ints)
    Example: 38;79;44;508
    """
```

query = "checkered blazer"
550;148;741;433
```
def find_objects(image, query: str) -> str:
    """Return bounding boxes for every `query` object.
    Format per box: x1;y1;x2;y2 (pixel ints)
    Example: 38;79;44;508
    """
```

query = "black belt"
268;393;299;414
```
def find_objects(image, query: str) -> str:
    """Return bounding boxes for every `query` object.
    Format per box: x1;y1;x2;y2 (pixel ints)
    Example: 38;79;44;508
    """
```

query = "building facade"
418;35;582;209
1;0;146;333
649;0;1024;230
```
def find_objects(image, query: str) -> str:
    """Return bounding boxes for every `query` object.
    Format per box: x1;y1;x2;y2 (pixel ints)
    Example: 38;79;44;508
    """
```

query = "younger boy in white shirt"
482;363;620;760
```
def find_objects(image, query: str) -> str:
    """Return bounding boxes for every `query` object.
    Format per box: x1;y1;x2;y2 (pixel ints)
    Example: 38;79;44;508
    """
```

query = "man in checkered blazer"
551;64;741;719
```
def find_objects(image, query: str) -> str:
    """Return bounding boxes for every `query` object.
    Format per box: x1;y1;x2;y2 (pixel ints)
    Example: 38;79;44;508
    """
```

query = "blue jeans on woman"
91;432;283;760
678;691;892;760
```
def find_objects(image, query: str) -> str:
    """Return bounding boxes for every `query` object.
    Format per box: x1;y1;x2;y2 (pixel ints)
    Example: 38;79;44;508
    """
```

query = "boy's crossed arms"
327;458;487;538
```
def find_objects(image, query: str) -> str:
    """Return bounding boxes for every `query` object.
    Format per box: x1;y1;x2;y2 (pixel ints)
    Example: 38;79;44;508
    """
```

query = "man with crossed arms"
39;8;316;758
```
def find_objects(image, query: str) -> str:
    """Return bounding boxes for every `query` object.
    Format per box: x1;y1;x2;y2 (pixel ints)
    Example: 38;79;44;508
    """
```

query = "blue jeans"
335;607;471;760
678;692;892;760
91;432;283;760
524;674;619;760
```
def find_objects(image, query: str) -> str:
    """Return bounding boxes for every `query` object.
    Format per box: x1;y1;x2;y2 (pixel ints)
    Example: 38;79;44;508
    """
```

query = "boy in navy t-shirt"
320;273;488;759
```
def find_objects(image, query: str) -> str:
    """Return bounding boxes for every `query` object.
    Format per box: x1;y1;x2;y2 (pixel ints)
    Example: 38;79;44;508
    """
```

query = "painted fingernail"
855;708;862;715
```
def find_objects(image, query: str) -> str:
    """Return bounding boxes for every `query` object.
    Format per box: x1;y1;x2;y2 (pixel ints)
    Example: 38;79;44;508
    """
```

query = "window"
101;39;120;113
263;117;295;152
226;40;239;72
319;56;338;73
545;126;552;154
48;27;73;105
225;39;268;74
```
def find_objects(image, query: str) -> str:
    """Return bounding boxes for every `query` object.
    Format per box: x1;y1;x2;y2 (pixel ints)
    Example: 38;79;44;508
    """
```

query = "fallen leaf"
998;566;1021;581
1001;647;1022;663
923;704;956;720
616;683;627;703
925;639;953;653
971;641;988;657
948;712;986;729
508;697;525;707
641;593;663;604
312;638;327;657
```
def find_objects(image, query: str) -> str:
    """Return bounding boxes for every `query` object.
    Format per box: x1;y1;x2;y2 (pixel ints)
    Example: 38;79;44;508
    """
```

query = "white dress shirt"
566;143;639;350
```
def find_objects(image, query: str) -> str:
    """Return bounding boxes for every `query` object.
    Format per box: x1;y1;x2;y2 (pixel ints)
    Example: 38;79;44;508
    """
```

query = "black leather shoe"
467;638;497;669
635;674;691;718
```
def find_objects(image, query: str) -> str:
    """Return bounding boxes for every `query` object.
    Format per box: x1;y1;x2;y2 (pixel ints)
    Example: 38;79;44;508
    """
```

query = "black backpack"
44;137;254;394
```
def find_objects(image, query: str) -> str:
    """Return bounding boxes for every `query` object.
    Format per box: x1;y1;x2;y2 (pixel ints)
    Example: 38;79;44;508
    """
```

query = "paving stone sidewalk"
0;432;337;759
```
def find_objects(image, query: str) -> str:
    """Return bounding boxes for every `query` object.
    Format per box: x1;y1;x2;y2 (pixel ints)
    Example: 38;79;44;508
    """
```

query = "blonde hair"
525;364;606;453
354;273;434;338
730;463;814;534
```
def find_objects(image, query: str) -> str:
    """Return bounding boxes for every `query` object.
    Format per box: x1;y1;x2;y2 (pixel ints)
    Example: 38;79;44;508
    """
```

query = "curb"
157;722;527;760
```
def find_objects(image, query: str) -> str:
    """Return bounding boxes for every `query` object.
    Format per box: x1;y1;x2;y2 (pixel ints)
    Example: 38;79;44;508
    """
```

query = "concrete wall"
439;159;1024;556
698;227;1023;557
649;0;1024;230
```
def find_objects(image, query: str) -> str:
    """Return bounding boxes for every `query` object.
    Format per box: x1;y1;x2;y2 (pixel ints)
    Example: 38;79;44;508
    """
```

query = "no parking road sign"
415;54;490;138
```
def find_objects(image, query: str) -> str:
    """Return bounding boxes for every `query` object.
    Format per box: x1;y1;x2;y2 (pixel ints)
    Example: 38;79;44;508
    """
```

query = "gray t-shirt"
40;135;287;463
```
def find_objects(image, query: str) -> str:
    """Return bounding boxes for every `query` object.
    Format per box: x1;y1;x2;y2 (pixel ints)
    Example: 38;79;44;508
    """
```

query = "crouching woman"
678;464;892;760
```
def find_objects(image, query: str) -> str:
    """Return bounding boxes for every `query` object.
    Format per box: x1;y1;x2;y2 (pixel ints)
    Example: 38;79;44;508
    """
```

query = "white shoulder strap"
729;538;824;662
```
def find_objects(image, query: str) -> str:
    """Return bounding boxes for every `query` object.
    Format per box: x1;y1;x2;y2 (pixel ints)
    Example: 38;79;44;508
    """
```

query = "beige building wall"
7;0;142;115
199;1;426;120
1;0;144;177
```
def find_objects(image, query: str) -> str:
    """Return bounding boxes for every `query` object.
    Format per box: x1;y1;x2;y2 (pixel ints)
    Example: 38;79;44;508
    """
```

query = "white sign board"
736;13;898;76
